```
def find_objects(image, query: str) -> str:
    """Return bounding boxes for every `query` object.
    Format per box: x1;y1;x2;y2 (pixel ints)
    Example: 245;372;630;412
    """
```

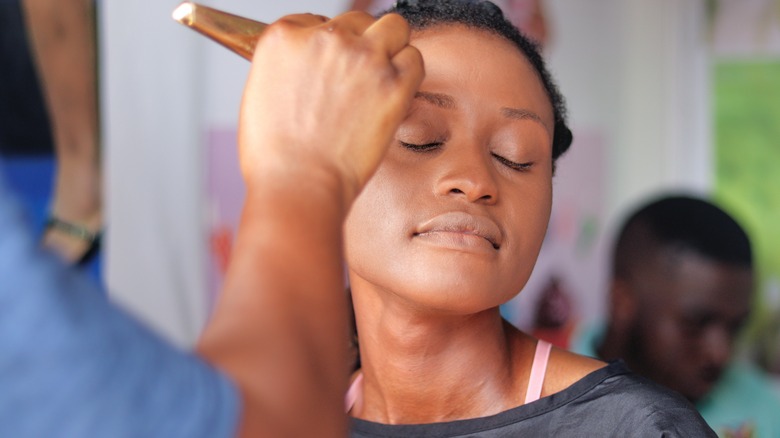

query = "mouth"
686;366;723;400
699;366;723;386
414;212;502;250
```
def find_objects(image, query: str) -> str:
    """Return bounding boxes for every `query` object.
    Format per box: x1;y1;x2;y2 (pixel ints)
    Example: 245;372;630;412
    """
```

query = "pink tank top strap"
345;372;363;413
524;339;552;404
345;340;553;411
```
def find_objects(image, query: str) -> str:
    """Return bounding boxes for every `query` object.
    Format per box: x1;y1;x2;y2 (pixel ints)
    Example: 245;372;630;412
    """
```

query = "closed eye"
399;141;442;152
492;153;533;171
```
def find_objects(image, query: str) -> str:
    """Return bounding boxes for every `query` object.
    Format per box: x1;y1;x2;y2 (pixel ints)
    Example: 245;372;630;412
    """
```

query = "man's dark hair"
384;0;573;163
613;195;753;278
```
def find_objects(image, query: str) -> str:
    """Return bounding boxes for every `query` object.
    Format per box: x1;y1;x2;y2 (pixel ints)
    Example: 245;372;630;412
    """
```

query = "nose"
702;325;733;368
434;146;498;204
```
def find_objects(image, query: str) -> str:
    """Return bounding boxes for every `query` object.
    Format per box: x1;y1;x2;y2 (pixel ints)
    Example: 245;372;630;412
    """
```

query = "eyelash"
491;153;533;172
399;142;533;172
399;141;442;152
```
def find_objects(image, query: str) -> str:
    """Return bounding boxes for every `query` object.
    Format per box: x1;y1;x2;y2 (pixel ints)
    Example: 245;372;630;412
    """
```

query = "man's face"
627;249;753;402
343;25;555;314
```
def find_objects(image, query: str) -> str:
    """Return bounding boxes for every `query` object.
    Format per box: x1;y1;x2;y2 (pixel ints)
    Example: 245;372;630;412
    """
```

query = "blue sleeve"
0;173;240;437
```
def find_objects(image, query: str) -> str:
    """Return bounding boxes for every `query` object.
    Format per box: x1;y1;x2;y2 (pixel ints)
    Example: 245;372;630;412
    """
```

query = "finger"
362;13;411;57
275;13;329;28
392;45;425;91
383;45;424;125
369;46;424;162
321;11;376;35
253;13;329;64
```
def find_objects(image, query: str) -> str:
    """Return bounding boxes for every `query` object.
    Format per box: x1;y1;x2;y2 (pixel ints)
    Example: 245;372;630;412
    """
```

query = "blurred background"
2;0;778;383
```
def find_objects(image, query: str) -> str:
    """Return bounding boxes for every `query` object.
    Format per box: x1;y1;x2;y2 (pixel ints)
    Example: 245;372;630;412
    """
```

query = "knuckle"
352;43;389;73
384;13;410;32
266;19;296;39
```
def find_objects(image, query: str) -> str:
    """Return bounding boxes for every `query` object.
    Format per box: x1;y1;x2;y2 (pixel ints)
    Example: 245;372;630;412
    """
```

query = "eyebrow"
414;91;456;109
501;107;544;124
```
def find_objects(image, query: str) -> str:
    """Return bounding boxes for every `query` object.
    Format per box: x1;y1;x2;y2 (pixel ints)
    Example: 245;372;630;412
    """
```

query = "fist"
238;11;424;200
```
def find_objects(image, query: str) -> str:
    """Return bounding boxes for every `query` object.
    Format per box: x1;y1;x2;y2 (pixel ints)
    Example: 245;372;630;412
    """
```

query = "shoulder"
536;344;715;436
350;361;715;438
564;361;716;437
542;346;605;397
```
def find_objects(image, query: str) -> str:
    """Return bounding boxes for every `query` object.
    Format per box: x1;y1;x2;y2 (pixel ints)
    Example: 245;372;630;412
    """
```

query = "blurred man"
573;195;780;437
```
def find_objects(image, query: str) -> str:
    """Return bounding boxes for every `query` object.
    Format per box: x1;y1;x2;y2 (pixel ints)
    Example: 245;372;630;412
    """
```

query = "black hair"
613;195;753;278
384;0;573;162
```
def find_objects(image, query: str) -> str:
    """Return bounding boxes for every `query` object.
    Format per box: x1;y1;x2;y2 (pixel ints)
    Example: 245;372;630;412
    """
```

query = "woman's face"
344;25;555;314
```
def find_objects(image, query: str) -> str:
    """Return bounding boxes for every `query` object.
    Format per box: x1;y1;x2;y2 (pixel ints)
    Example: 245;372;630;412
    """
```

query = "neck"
350;277;535;424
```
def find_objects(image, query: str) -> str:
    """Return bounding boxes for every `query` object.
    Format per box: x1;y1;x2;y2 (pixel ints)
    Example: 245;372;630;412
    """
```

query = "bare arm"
348;0;376;12
196;12;423;437
21;0;102;263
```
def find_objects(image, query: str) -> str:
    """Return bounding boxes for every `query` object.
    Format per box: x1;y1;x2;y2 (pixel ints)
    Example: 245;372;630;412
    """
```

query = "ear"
609;278;637;330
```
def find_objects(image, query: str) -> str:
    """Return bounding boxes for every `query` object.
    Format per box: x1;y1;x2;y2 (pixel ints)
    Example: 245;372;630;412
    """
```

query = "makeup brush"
172;1;267;61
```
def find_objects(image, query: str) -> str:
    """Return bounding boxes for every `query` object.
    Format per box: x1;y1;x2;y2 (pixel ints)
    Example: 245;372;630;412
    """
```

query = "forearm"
197;11;422;436
23;0;103;264
21;0;99;160
349;0;375;12
198;172;352;438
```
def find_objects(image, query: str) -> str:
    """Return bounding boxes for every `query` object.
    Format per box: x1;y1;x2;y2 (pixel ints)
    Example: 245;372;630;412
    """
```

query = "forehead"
409;24;554;131
643;249;754;316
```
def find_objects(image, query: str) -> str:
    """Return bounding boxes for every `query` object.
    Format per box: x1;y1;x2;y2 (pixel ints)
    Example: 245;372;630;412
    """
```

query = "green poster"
714;61;780;373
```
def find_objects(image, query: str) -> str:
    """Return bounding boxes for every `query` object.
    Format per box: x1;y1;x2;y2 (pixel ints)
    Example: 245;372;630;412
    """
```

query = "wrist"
242;159;359;217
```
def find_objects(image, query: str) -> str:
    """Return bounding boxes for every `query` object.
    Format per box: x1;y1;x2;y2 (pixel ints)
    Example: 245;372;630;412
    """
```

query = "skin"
22;0;102;262
345;25;603;424
601;248;754;403
198;12;423;437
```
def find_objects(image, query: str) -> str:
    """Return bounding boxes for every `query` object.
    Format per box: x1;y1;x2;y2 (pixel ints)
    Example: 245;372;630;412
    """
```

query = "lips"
699;365;723;387
414;211;502;250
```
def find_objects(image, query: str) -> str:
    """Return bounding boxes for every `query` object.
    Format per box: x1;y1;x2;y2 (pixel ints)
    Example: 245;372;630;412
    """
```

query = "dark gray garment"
350;361;716;437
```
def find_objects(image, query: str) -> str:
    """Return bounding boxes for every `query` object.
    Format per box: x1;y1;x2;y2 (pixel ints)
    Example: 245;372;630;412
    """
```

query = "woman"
341;1;713;436
201;0;715;436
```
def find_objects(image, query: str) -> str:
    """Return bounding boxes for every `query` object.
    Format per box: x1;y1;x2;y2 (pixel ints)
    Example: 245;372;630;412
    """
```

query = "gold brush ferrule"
172;2;267;61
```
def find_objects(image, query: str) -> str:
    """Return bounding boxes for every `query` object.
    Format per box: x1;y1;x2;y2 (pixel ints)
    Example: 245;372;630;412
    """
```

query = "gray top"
350;361;716;437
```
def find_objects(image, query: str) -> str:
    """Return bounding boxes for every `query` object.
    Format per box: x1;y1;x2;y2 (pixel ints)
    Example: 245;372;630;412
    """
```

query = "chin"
687;384;714;404
399;272;521;315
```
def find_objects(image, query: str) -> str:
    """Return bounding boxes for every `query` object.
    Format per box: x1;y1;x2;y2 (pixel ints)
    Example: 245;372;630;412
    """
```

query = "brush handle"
172;2;268;61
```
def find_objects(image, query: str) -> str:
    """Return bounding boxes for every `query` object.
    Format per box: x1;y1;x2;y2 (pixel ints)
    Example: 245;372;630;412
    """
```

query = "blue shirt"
0;168;240;437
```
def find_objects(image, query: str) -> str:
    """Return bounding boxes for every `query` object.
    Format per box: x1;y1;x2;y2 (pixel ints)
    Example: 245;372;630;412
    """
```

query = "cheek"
509;177;552;251
535;179;553;231
343;163;418;274
497;178;553;293
643;314;692;359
